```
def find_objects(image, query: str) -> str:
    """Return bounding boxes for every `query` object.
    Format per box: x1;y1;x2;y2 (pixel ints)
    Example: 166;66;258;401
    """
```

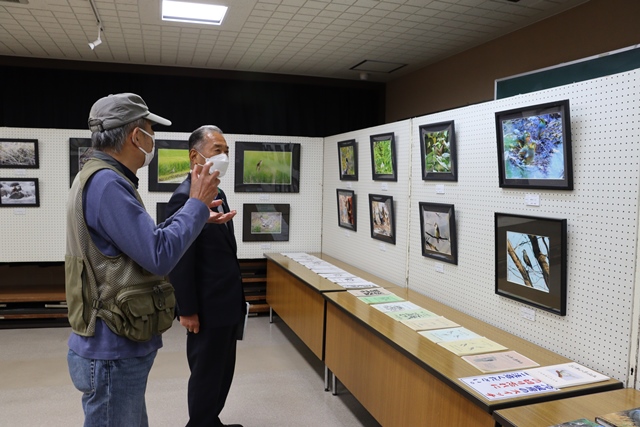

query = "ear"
188;148;199;165
129;128;141;147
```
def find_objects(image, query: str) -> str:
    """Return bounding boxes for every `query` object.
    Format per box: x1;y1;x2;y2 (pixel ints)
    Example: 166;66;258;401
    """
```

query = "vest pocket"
112;282;176;342
65;256;89;334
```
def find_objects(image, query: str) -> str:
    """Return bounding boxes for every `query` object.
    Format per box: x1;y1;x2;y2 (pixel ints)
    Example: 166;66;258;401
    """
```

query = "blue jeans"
67;349;157;427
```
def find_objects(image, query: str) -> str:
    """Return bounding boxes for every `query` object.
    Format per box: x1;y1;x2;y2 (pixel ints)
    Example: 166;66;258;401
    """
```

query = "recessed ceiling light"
162;0;228;25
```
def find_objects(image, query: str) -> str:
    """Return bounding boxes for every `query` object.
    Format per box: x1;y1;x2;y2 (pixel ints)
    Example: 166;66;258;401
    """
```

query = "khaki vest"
65;158;173;338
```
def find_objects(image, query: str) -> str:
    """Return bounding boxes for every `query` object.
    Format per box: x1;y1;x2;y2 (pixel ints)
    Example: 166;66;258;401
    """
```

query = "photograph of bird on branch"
419;202;457;264
418;120;457;182
242;150;292;185
500;110;566;181
338;139;358;180
506;231;550;292
422;211;452;256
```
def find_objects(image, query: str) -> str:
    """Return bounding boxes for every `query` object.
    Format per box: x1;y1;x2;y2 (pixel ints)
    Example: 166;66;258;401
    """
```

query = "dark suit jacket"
167;175;245;329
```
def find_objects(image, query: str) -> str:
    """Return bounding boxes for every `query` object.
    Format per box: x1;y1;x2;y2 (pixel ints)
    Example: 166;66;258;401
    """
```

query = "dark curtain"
0;63;385;137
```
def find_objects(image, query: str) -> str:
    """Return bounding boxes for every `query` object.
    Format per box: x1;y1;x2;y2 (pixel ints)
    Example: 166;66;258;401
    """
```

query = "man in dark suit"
167;125;246;427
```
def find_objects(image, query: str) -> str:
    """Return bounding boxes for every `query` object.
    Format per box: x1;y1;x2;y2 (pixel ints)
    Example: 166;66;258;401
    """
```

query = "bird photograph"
371;199;393;237
0;180;37;205
500;110;566;181
421;210;452;256
506;231;550;292
422;128;452;174
339;145;356;177
242;148;293;185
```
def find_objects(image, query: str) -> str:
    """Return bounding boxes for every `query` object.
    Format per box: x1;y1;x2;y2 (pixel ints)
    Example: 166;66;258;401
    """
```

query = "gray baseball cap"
88;92;172;132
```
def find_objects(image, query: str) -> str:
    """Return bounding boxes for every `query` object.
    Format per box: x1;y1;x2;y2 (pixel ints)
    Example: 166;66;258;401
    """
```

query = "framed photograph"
0;178;40;207
156;202;168;224
336;189;356;231
368;194;395;244
496;99;573;190
495;213;567;315
0;139;39;169
337;139;358;181
149;140;190;192
419;121;457;181
235;142;300;192
369;132;397;181
242;204;290;242
69;138;94;187
419;202;457;264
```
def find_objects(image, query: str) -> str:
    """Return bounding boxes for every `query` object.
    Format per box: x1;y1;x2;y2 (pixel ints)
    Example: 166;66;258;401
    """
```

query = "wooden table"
493;388;640;427
265;252;397;360
323;289;623;427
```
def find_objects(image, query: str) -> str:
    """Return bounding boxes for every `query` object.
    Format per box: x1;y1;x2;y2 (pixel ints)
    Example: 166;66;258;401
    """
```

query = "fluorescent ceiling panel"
162;0;228;25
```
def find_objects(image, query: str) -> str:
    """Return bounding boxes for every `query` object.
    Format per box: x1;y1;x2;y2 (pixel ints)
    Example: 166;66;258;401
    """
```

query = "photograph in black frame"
419;202;457;264
69;138;94;187
336;189;356;231
337;139;358;181
495;99;573;190
369;133;397;181
368;194;395;244
149;139;190;192
0;139;39;169
235;142;300;193
495;213;567;315
242;203;290;242
0;178;40;207
419;121;457;182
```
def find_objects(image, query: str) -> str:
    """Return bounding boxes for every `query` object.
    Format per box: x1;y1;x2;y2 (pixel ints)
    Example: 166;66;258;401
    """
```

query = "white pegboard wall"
406;70;640;383
0;127;90;262
321;120;412;288
0;128;323;263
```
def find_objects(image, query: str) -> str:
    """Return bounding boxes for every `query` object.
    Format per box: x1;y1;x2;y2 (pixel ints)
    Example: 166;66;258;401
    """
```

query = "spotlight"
359;72;369;81
88;24;102;50
88;39;102;50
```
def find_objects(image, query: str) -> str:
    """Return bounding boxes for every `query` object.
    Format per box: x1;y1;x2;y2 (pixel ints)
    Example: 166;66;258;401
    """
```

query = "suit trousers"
185;323;238;427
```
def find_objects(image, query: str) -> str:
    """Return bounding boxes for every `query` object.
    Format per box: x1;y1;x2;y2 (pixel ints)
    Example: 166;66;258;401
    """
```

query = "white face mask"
197;151;229;177
136;128;156;168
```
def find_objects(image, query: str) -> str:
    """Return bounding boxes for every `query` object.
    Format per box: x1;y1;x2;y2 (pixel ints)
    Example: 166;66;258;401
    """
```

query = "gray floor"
0;315;381;427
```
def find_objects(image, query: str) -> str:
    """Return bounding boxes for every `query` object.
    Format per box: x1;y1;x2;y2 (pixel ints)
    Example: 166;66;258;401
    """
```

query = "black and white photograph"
0;178;40;207
0;139;39;169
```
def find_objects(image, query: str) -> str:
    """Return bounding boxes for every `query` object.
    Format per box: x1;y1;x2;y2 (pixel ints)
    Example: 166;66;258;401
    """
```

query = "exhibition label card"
401;316;460;331
462;350;540;373
329;276;370;284
386;308;438;321
371;301;422;313
358;294;405;304
281;252;313;260
524;362;610;388
419;327;481;343
336;281;379;289
459;371;557;401
348;288;394;297
438;337;508;356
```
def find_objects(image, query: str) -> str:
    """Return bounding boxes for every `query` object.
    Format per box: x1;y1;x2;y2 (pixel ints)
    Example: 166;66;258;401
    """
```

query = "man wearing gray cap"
65;93;223;427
